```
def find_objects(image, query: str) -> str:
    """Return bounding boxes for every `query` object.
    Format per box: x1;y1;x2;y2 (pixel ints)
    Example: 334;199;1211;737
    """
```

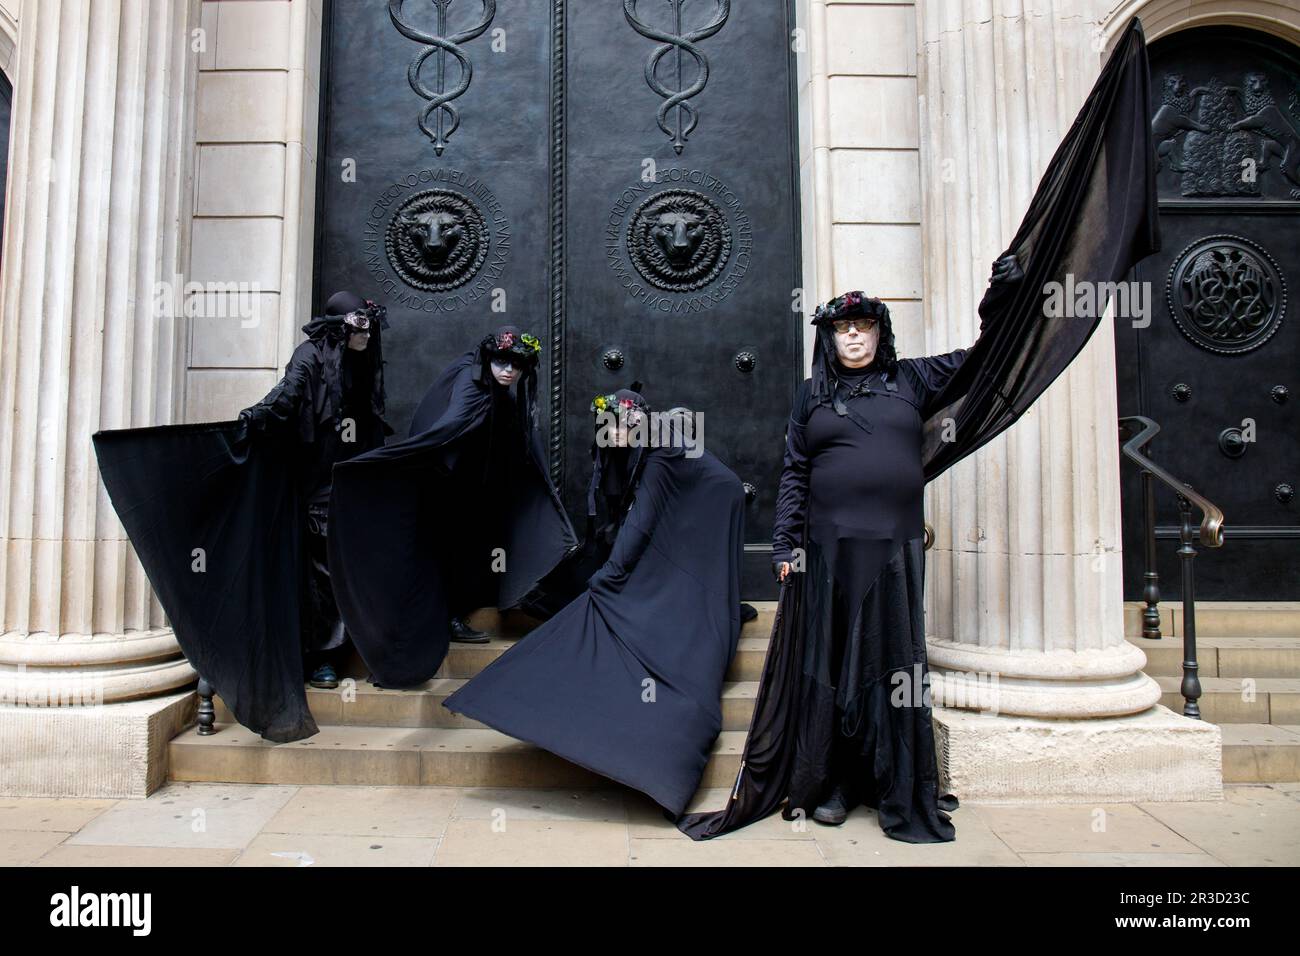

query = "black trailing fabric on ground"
327;351;577;689
94;423;310;742
91;321;390;743
443;437;745;816
679;18;1161;841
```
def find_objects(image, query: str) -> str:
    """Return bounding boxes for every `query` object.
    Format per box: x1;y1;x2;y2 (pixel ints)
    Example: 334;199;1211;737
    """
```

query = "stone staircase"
1128;602;1300;783
168;602;1300;789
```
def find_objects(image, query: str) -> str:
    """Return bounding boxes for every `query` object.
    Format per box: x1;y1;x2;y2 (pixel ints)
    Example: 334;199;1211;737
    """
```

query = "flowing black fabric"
327;351;577;688
91;325;390;743
521;443;642;620
443;436;745;816
93;423;311;742
679;18;1161;841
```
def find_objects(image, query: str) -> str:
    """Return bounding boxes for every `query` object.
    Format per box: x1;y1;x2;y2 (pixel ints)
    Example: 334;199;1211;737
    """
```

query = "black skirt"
678;534;957;842
784;534;956;842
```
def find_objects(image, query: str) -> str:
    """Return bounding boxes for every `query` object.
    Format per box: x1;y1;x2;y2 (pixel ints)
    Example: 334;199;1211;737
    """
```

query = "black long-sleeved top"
771;350;969;567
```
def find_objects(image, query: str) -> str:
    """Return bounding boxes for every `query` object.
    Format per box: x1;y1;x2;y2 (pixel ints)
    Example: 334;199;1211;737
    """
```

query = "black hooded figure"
518;383;650;619
240;290;392;689
326;326;577;689
91;290;392;742
678;18;1162;842
751;293;971;840
443;391;747;816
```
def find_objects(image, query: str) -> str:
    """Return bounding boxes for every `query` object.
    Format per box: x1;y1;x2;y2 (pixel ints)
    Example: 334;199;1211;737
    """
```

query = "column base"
0;691;196;798
933;705;1223;803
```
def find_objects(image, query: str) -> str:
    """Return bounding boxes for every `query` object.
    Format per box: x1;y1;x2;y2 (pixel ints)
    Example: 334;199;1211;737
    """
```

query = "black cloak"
443;406;746;816
91;292;391;743
678;17;1161;840
326;328;577;689
518;385;649;619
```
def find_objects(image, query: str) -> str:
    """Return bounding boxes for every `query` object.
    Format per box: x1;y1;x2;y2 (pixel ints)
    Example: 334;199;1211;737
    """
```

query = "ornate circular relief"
626;188;732;292
384;188;489;292
1165;234;1286;354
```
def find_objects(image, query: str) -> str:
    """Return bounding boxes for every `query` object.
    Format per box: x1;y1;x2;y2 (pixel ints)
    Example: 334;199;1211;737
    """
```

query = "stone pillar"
0;0;201;797
914;0;1220;801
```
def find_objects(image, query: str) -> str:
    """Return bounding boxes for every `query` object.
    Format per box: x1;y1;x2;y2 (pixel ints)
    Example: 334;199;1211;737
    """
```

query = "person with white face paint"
681;266;1022;844
326;325;577;689
93;290;393;742
236;291;392;692
445;388;749;818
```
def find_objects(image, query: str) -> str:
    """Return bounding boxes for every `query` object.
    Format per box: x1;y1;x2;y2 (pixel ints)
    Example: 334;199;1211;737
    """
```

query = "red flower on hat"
497;331;516;349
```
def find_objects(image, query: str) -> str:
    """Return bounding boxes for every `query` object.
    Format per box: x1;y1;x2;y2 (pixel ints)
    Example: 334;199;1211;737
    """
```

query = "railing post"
1139;460;1161;640
196;676;217;735
1176;492;1202;719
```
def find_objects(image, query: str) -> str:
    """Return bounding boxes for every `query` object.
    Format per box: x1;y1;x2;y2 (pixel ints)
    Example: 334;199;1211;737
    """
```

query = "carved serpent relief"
1166;234;1286;354
385;188;490;292
388;0;497;155
624;0;730;154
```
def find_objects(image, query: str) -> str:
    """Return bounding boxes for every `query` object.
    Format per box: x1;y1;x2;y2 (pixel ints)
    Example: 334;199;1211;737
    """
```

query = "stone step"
170;720;1300;788
1133;637;1300;679
1123;601;1300;640
1154;676;1300;725
216;679;761;731
169;724;747;790
1220;724;1300;783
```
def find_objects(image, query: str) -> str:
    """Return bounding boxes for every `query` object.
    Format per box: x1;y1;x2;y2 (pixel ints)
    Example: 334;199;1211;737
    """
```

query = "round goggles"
343;310;372;332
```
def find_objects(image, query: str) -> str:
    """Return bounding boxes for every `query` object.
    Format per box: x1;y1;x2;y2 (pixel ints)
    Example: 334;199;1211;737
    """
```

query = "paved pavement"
2;782;1298;866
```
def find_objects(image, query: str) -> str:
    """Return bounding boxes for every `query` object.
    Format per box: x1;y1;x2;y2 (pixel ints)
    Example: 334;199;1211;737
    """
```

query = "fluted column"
0;0;200;796
914;0;1218;800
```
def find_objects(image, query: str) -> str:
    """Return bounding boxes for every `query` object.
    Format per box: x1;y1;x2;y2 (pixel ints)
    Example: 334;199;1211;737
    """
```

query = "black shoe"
740;602;758;624
449;616;489;644
812;785;849;826
308;663;339;689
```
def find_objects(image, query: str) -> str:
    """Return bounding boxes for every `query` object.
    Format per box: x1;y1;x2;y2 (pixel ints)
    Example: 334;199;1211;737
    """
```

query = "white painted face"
347;330;370;352
611;408;644;447
491;359;520;386
833;318;879;368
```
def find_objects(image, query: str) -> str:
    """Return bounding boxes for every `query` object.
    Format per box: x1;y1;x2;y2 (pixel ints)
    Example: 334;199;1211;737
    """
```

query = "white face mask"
491;359;520;386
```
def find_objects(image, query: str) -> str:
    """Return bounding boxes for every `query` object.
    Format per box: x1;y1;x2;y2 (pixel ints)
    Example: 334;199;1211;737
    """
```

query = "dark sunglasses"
831;316;878;334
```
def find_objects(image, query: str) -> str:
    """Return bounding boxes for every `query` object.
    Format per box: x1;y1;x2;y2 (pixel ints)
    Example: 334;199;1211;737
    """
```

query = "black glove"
990;253;1023;285
238;405;269;434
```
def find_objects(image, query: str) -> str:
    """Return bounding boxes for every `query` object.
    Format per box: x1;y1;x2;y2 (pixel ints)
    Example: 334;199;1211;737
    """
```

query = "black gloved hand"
238;405;269;434
990;253;1023;285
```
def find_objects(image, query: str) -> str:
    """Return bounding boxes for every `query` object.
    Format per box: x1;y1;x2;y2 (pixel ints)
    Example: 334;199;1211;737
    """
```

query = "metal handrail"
1119;416;1225;548
1118;415;1226;720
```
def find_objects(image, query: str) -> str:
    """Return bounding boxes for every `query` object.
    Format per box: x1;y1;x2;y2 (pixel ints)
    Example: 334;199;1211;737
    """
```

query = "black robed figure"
92;290;392;742
444;392;747;816
326;326;577;689
679;18;1162;842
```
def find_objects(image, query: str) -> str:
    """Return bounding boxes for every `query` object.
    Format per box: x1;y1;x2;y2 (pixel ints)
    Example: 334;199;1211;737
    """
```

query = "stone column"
914;0;1220;801
0;0;201;797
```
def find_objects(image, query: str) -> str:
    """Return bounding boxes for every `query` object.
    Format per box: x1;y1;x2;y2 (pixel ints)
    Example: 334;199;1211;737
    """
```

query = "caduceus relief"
624;0;730;154
389;0;497;155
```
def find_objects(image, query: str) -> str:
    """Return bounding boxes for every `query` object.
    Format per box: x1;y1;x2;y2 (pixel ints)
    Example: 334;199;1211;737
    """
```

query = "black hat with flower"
590;385;649;418
480;325;542;370
297;290;390;435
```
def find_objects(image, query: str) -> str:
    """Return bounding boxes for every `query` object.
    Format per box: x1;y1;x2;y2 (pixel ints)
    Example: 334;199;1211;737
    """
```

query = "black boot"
449;615;489;644
812;783;850;826
739;602;758;623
